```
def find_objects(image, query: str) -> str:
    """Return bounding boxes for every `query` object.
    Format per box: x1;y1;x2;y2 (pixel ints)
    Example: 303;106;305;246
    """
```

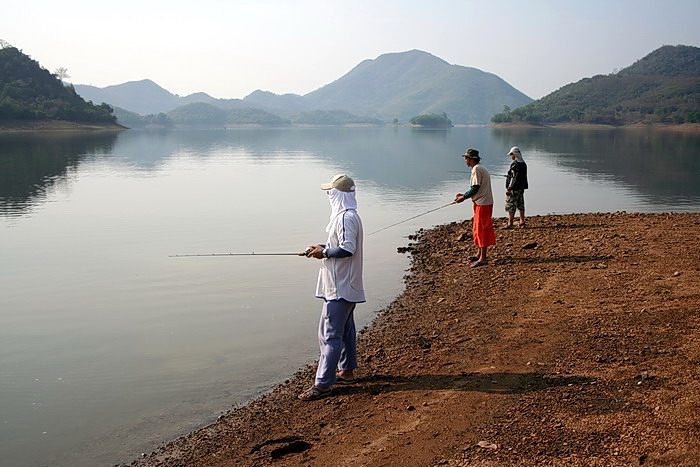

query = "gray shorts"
505;190;525;213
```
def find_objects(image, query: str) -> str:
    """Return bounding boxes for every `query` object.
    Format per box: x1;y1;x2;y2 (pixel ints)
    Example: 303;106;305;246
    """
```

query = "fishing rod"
368;201;457;236
448;170;507;177
169;251;308;258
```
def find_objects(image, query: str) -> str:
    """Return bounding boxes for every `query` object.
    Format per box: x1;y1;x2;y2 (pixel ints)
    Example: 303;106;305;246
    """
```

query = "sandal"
298;385;332;401
335;374;355;384
502;223;513;229
467;255;479;262
470;260;488;268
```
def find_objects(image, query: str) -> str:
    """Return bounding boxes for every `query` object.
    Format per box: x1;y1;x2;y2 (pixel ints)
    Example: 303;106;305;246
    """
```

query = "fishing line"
368;201;457;236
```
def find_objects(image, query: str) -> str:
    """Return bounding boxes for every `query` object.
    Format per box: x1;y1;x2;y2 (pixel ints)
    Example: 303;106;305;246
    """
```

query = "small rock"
673;271;681;277
522;241;538;250
457;232;472;242
477;441;498;449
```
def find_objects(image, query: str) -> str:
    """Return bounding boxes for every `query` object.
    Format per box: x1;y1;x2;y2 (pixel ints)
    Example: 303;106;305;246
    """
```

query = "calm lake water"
1;127;699;466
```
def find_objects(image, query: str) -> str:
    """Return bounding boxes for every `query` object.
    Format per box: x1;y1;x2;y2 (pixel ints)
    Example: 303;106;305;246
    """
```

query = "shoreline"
4;121;696;133
129;211;700;466
490;122;700;133
0;120;127;133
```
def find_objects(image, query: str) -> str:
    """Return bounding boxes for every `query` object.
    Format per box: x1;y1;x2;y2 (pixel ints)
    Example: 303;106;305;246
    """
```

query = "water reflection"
491;127;700;206
0;132;118;216
1;128;699;219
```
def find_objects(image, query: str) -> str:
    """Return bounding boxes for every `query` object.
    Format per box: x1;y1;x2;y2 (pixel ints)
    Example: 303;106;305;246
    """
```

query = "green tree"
409;113;453;128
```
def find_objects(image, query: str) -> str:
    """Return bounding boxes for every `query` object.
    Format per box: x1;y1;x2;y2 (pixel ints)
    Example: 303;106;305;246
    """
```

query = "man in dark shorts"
504;146;528;228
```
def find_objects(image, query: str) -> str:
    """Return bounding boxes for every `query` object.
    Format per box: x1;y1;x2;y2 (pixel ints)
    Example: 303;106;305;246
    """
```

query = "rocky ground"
130;212;700;466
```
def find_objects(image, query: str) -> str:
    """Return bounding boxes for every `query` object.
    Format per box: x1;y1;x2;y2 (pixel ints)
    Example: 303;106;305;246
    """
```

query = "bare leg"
518;210;526;227
471;246;488;267
505;211;515;228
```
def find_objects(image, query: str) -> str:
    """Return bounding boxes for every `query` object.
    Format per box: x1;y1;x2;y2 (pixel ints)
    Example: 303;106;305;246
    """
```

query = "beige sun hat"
320;174;355;192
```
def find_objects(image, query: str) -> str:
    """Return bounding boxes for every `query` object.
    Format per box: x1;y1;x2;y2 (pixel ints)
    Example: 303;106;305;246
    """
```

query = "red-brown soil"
131;212;700;466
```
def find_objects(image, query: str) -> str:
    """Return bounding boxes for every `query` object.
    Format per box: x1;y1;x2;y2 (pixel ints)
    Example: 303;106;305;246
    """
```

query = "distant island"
409;112;453;128
0;44;122;131
492;45;700;126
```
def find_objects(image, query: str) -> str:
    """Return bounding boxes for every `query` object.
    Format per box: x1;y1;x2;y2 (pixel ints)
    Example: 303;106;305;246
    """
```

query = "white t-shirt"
315;209;365;303
470;164;494;206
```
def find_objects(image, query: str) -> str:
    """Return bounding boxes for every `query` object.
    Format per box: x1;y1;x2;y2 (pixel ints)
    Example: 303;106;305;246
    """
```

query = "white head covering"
326;188;358;232
509;146;525;163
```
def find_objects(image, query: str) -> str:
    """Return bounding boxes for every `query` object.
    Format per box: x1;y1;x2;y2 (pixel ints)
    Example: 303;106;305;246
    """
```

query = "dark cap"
462;148;480;159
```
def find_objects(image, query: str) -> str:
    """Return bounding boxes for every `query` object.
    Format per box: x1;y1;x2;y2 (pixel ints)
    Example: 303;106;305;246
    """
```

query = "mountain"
75;50;531;123
301;50;532;123
492;45;700;125
0;46;116;124
74;80;246;115
74;80;178;115
242;90;308;116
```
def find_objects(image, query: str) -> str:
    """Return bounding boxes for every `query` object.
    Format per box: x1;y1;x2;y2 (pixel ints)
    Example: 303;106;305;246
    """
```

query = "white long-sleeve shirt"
315;208;365;303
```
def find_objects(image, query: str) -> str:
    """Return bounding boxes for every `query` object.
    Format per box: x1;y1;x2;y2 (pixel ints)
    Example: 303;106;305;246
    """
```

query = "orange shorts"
472;203;496;247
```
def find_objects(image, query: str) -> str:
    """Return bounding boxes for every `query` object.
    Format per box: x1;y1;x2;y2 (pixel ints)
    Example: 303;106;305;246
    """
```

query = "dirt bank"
131;212;700;466
0;119;126;132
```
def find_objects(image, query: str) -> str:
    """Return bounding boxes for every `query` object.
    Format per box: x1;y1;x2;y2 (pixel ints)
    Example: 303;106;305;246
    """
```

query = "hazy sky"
2;0;699;99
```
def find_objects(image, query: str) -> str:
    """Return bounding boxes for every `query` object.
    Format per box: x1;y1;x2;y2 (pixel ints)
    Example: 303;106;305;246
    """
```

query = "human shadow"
333;372;594;396
494;255;613;265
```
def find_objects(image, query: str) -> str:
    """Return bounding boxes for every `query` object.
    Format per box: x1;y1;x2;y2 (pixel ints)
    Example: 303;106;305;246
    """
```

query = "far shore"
490;121;700;133
3;120;699;134
0;120;127;133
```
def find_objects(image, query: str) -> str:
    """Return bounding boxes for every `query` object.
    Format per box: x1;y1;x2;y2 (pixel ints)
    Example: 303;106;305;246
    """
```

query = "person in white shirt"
298;174;365;401
454;148;496;267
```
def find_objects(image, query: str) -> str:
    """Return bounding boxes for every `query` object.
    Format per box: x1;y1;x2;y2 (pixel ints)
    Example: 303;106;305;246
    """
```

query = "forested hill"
258;50;532;124
0;46;116;124
492;45;700;125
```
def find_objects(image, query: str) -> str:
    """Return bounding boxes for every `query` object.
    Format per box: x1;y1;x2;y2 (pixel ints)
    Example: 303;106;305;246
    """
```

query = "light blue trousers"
315;299;357;387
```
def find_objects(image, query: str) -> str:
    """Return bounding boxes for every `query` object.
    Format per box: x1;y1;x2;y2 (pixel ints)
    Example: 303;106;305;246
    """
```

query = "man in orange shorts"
454;148;496;267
